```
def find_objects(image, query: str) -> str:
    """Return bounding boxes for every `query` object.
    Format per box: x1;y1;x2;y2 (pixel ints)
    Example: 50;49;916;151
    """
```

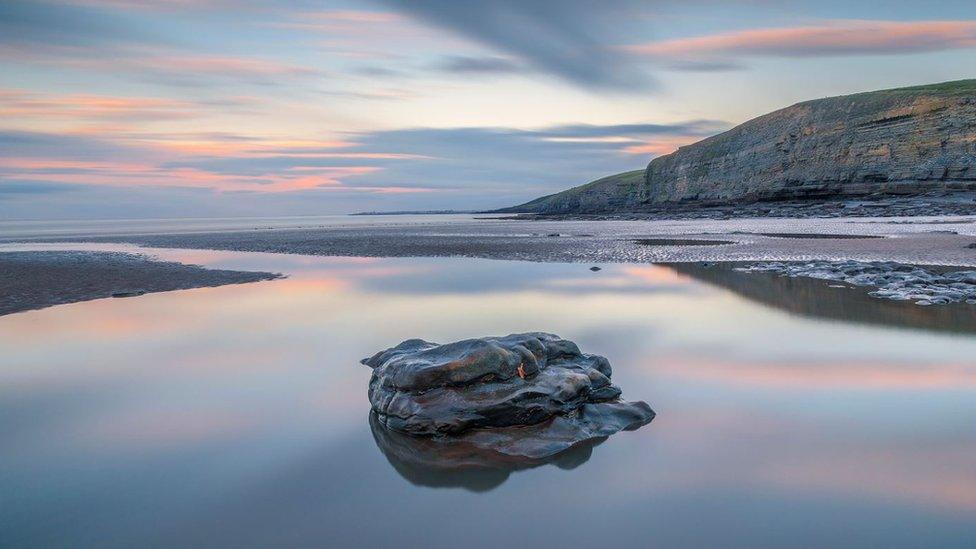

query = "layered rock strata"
506;80;976;213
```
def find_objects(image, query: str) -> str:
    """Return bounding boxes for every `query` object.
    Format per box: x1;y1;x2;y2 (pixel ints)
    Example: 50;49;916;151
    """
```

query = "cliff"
504;80;976;214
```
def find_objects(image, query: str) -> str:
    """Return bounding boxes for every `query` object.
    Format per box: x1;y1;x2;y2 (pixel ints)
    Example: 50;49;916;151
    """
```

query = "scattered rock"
111;290;147;298
735;260;976;306
634;238;734;246
504;191;976;221
757;233;882;240
361;333;654;460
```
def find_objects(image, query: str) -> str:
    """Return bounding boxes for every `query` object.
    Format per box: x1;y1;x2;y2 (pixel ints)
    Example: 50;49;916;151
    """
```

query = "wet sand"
4;216;976;315
13;215;975;266
0;250;280;316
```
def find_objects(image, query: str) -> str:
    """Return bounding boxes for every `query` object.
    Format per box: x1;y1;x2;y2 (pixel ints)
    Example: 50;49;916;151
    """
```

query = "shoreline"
4;214;976;317
493;191;976;221
0;250;281;317
9;215;974;266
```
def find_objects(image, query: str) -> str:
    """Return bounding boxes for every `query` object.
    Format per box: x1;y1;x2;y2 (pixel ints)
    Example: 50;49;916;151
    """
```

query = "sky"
2;0;976;219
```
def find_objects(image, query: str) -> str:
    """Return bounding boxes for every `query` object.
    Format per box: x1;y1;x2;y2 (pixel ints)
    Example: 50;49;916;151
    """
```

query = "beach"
4;214;976;316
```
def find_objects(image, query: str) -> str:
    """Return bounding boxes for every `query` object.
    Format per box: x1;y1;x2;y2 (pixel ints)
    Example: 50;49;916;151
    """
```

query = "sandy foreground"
3;215;976;316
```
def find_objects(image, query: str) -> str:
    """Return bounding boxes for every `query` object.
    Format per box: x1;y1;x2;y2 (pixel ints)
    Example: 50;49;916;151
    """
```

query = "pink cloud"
153;138;357;157
139;54;319;78
0;45;322;85
303;10;403;24
1;89;200;124
624;20;976;59
0;156;384;193
0;135;371;192
621;136;702;156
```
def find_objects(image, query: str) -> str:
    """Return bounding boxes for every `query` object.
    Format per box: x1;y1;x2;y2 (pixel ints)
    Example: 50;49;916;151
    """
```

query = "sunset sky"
3;0;976;219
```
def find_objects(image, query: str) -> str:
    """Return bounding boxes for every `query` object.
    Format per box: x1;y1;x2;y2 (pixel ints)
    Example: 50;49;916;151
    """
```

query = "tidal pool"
2;246;975;548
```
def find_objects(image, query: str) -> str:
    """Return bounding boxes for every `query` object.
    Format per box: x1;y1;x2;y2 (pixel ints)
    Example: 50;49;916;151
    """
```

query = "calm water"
2;247;975;548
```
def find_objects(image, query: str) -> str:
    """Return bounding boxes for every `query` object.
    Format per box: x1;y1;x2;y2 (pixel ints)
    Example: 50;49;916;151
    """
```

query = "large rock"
361;333;654;459
504;80;976;213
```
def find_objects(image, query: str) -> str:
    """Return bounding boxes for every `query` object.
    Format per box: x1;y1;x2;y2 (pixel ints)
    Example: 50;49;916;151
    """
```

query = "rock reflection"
666;262;976;335
369;412;605;492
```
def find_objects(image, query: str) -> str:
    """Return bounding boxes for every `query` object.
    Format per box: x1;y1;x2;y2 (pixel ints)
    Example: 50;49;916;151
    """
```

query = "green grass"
501;169;644;211
575;169;644;190
885;79;976;94
816;79;976;103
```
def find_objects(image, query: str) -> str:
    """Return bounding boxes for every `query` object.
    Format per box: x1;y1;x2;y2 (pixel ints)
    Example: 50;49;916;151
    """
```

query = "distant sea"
0;214;479;240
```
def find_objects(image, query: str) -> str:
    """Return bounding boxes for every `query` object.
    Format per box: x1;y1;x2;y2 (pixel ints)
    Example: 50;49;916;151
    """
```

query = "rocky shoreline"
497;192;976;222
734;260;976;306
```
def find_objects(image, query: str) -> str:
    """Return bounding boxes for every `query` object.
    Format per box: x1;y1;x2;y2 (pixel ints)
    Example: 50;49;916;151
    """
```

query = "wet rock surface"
735;260;976;305
362;333;654;460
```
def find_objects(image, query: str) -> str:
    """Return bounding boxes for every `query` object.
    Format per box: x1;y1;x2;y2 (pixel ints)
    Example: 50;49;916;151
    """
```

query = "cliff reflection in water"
369;413;603;492
666;262;976;335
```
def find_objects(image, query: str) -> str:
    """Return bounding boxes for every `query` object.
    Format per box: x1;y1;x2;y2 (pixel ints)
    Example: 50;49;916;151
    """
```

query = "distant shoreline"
493;192;976;221
349;210;481;216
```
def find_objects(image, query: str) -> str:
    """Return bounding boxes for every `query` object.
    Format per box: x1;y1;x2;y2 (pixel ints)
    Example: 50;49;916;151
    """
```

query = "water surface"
2;247;974;548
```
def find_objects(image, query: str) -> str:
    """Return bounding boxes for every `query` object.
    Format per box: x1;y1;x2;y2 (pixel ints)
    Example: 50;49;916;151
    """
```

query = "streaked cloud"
3;46;324;88
0;181;81;195
665;59;748;73
5;0;976;218
1;89;203;127
1;1;324;89
0;118;726;214
0;0;163;48
625;20;976;61
435;55;525;75
376;0;655;91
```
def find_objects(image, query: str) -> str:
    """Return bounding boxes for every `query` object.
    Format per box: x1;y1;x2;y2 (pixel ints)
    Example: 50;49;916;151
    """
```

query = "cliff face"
506;80;976;214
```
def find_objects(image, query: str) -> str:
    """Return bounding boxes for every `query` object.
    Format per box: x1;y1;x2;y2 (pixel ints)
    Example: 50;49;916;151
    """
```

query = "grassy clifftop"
499;170;644;214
